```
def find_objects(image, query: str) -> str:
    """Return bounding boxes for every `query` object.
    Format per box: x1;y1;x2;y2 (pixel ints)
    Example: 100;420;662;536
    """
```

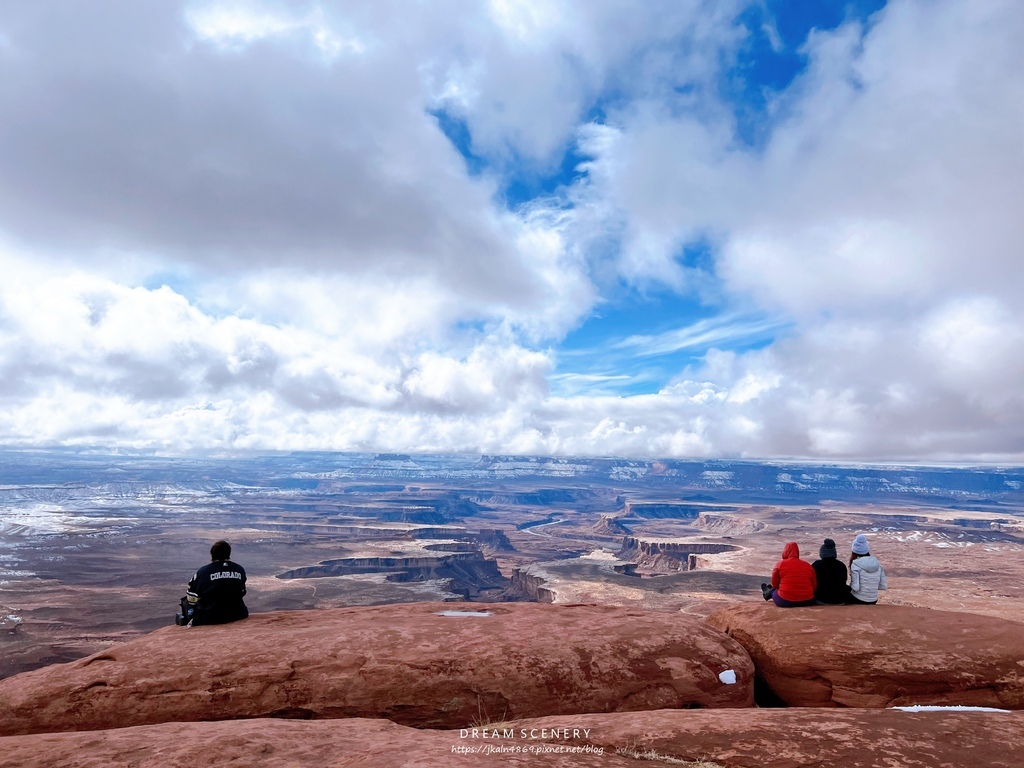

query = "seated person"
847;534;888;605
811;538;851;604
761;542;817;607
184;540;249;626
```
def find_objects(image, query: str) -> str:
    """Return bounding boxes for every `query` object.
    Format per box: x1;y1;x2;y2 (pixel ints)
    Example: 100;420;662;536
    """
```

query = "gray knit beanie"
852;534;870;555
819;538;838;559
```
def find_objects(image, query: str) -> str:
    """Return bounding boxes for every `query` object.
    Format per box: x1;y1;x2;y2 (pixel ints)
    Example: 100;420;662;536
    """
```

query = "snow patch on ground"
894;705;1011;713
0;504;139;536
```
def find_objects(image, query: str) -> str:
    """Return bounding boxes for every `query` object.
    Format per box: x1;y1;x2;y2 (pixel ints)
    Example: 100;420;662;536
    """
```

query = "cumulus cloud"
0;0;559;311
431;0;745;165
561;0;1024;460
720;0;1024;316
573;1;1024;309
0;263;556;450
1;0;1023;462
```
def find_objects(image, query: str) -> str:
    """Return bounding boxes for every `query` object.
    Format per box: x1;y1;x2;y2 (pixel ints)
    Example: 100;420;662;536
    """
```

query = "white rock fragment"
718;669;737;685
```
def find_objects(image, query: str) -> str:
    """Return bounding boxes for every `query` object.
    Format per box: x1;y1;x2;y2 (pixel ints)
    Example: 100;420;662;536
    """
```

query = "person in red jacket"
760;541;817;607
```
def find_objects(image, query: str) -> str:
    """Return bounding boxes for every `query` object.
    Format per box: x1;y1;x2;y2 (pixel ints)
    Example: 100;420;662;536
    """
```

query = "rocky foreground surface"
2;709;1023;767
0;602;753;736
2;601;1023;767
707;603;1024;708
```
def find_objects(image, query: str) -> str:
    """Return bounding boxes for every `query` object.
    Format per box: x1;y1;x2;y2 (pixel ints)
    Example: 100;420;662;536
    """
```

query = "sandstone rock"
617;536;739;573
3;709;1023;767
0;602;753;736
0;718;638;768
706;602;1024;708
544;709;1024;768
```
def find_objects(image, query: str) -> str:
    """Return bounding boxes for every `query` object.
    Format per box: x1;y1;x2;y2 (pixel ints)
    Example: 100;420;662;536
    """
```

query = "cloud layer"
2;0;1023;461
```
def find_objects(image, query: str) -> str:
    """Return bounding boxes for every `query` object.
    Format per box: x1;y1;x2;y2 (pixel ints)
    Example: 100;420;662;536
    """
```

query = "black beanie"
819;538;838;559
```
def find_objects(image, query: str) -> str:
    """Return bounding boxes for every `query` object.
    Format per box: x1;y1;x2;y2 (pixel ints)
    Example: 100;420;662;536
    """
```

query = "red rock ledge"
706;602;1024;708
0;602;753;736
2;709;1023;767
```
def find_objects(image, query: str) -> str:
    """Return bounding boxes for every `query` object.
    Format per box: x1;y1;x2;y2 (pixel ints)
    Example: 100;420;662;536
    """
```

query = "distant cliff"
277;547;507;599
469;488;597;505
378;496;484;523
617;537;740;571
507;568;556;602
591;514;631;536
623;502;705;519
692;512;766;534
470;527;515;552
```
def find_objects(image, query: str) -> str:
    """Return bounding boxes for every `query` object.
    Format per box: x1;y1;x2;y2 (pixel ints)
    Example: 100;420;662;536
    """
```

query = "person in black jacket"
811;538;850;605
184;540;249;626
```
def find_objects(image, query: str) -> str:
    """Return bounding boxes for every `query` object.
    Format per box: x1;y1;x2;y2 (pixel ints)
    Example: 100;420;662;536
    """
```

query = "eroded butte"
2;452;1023;679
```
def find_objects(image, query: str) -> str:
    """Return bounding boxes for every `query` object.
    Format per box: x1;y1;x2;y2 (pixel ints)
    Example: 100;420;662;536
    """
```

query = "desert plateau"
3;451;1023;680
3;451;1024;766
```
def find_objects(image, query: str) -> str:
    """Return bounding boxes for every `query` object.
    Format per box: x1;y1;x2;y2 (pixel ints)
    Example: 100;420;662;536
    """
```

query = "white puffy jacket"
850;555;888;603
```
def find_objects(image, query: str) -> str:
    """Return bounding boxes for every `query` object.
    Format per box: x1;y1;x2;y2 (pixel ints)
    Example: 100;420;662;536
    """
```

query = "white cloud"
0;0;566;314
186;2;365;57
1;0;1023;462
553;0;1024;460
723;0;1024;316
404;344;551;413
431;1;746;164
187;3;303;46
574;1;1024;314
614;313;787;357
488;0;563;44
0;262;557;451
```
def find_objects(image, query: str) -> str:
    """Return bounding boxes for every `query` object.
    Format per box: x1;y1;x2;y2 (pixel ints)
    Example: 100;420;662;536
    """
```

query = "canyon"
2;450;1024;765
3;450;1024;679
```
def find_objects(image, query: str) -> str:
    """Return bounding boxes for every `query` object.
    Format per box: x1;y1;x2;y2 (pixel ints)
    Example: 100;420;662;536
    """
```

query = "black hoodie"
811;557;849;604
187;559;249;626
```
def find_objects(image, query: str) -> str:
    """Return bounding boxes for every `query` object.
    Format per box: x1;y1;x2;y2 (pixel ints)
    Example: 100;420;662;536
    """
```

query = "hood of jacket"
853;555;880;573
782;541;800;559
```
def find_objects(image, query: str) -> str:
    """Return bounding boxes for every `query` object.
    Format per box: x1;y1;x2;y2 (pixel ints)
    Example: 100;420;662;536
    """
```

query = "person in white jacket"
847;534;887;604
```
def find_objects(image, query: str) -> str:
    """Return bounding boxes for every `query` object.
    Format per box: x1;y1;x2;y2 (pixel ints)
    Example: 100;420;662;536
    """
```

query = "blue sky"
431;0;885;397
1;0;1023;462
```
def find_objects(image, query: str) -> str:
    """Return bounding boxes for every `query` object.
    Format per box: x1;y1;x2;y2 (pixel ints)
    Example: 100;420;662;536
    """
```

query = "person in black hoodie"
184;540;249;626
811;538;850;605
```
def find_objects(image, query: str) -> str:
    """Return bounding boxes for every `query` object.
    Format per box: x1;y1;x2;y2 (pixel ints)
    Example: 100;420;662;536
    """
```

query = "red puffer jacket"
771;542;817;602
